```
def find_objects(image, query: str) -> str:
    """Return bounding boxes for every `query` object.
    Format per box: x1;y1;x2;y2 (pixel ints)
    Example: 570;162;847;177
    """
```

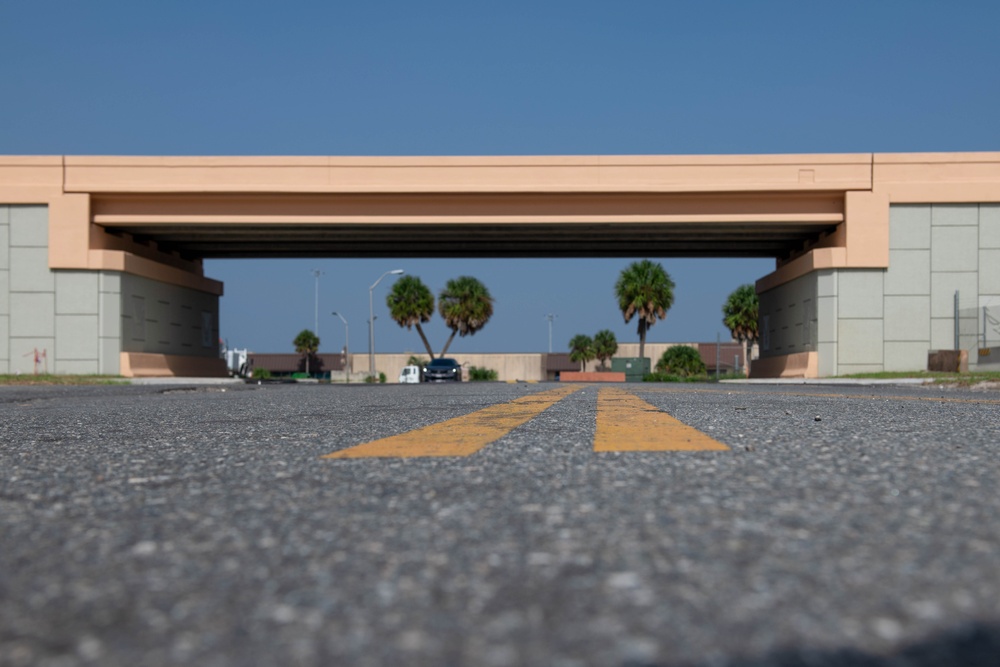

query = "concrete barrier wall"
120;273;219;359
351;352;545;383
1;205;121;374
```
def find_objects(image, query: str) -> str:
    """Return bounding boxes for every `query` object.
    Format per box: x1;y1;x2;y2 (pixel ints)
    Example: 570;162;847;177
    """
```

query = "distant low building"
247;353;344;378
244;343;752;382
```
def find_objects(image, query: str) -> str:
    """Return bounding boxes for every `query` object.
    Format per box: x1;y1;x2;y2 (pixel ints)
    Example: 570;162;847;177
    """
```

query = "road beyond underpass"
1;382;999;667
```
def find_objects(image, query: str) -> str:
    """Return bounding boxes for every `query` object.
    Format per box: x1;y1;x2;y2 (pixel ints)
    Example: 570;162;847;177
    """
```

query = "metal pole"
368;290;375;377
311;269;324;338
369;269;405;378
367;318;374;377
716;332;721;378
333;312;349;383
545;313;555;353
954;290;960;350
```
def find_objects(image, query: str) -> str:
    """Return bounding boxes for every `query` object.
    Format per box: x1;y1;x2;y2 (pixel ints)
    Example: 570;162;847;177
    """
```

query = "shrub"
655;346;707;377
251;367;271;379
379;372;387;384
644;372;703;383
468;366;498;381
407;355;430;368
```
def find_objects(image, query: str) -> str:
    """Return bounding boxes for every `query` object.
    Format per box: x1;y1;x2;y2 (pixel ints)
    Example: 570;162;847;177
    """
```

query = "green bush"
655;346;707;377
379;372;387;383
643;372;706;383
251;367;271;379
468;366;498;381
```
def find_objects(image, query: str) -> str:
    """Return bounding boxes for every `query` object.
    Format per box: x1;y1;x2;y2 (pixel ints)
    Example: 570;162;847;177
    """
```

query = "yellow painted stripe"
323;384;586;459
594;387;729;452
640;385;1000;406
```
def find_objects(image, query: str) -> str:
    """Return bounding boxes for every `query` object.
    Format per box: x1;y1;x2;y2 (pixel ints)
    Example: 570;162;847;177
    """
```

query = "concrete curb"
721;378;933;386
128;377;246;386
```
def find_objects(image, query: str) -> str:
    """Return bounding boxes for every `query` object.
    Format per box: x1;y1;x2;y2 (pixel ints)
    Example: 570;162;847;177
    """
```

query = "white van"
398;365;421;384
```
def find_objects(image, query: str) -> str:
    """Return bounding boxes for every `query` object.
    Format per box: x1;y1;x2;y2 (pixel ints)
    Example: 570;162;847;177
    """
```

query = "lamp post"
544;313;556;353
311;269;325;338
332;311;349;383
369;269;404;377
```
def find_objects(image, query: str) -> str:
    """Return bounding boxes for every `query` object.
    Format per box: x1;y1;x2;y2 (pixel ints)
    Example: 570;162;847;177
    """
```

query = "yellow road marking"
323;384;586;459
640;385;1000;406
594;387;729;452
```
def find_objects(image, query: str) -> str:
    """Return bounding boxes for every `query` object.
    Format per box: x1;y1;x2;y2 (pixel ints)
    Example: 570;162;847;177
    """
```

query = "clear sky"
3;1;999;356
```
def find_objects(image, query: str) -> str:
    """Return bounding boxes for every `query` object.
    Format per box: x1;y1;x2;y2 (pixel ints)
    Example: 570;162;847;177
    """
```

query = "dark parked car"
423;357;462;382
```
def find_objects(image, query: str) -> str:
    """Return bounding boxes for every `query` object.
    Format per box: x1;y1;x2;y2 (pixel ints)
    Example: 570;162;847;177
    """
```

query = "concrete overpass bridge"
1;153;999;377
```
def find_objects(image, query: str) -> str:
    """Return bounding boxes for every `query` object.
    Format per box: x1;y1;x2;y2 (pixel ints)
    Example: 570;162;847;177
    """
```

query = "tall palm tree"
722;283;759;375
614;259;675;362
293;329;320;375
568;334;595;371
386;275;436;359
438;276;494;357
592;329;618;371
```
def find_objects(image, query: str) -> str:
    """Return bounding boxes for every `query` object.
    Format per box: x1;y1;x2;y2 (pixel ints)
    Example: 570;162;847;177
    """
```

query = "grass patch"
838;370;1000;386
0;374;127;386
643;372;710;383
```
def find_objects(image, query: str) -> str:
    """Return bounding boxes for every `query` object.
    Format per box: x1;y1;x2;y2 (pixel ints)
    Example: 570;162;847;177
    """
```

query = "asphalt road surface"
1;381;999;667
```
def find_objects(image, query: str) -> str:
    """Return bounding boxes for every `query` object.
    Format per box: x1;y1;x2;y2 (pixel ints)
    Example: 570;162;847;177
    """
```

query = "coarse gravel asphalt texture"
1;381;999;667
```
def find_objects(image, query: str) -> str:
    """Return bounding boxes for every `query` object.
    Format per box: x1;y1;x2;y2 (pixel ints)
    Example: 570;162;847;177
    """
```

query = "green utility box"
611;357;650;382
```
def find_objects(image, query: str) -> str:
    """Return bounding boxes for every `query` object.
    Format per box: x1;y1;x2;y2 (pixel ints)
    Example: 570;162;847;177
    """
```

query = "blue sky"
3;1;999;355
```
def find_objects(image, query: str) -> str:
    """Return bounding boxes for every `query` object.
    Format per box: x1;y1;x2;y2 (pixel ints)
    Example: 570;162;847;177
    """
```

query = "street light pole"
545;313;556;353
368;269;404;377
311;269;324;338
332;312;349;383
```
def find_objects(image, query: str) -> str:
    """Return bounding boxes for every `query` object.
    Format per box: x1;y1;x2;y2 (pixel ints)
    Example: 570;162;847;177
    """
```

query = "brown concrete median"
560;371;626;382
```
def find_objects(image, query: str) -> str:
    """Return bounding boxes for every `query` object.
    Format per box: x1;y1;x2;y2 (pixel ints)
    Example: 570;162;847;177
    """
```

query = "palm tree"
593;329;618;371
293;329;320;375
568;334;595;371
438;276;494;357
614;259;675;362
722;283;759;375
386;275;436;358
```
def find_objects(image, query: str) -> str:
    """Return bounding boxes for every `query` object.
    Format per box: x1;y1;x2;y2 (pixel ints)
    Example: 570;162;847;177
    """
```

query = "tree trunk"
415;323;436;359
638;320;647;363
439;329;458;358
741;338;749;376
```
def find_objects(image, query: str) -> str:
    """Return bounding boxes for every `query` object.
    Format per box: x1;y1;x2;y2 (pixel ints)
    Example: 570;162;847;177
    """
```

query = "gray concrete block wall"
0;206;9;373
100;272;121;374
0;200;217;374
757;271;819;358
835;269;885;374
884;205;932;371
0;204;124;375
980;207;1000;351
882;204;997;371
120;273;219;357
816;270;838;376
930;205;986;364
6;206;56;374
758;203;1000;376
